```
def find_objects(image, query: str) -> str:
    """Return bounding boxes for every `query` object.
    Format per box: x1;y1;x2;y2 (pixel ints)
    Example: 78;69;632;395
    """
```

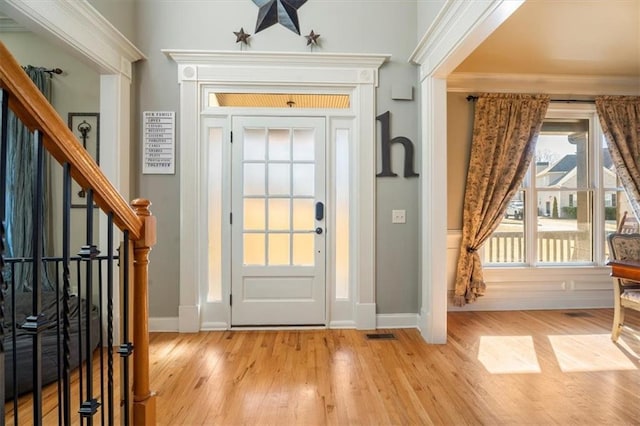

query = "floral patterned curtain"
453;93;549;307
595;96;640;221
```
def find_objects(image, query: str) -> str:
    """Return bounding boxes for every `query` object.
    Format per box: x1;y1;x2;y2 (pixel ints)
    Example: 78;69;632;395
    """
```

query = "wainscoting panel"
446;231;613;311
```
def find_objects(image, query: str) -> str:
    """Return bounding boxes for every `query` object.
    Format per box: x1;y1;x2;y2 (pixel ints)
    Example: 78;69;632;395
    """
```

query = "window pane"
293;128;314;161
484;193;525;264
268;164;290;195
244;198;265;230
268;199;290;230
536;121;588;189
244;163;265;196
293;199;314;230
293;164;315;196
244;234;265;265
268;128;290;161
536;190;592;263
268;234;290;265
207;127;223;302
244;128;265;161
335;128;350;298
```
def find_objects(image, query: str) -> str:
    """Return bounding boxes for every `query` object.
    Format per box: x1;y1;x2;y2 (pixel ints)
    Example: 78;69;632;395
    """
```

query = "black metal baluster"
118;230;132;426
107;213;114;425
76;255;84;425
61;163;72;425
10;262;17;424
79;189;100;423
98;256;105;426
22;130;47;425
0;87;8;425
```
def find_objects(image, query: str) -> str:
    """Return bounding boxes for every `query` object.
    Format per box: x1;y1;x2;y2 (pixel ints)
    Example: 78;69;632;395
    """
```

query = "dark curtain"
4;66;54;291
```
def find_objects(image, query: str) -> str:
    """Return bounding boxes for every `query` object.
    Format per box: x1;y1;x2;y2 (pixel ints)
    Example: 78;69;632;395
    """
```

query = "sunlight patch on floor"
478;336;541;374
548;334;637;372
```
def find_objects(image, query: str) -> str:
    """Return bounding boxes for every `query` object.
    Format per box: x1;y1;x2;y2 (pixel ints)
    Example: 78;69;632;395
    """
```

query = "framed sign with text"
143;111;175;174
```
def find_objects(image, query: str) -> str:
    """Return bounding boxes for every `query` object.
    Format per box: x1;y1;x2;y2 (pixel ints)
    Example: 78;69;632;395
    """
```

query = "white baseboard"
200;321;229;331
376;313;418;329
329;320;357;329
149;317;179;332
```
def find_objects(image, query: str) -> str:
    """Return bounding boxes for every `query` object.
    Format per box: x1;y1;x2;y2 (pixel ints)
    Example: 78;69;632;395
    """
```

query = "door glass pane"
244;198;265;230
293;234;314;266
244;234;265;265
293;199;314;230
335;128;350;298
207;127;223;302
244;163;265;196
268;234;290;265
293;128;314;161
268;128;290;161
244;128;265;161
268;199;290;230
293;164;315;196
537;190;592;263
268;164;291;195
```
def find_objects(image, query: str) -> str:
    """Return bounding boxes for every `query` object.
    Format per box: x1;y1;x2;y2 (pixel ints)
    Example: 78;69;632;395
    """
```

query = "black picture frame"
67;112;100;208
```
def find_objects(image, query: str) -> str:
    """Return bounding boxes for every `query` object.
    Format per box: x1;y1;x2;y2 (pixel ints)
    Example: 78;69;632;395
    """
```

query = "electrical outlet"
392;209;406;224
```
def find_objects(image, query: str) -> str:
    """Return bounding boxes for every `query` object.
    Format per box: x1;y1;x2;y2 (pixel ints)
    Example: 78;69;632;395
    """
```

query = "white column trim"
410;0;523;343
418;76;448;344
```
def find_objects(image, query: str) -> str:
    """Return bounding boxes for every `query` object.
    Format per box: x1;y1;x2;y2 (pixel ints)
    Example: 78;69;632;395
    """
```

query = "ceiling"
455;0;640;77
2;1;638;80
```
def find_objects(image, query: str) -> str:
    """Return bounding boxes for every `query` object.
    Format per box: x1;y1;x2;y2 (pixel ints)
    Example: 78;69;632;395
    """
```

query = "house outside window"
483;103;626;266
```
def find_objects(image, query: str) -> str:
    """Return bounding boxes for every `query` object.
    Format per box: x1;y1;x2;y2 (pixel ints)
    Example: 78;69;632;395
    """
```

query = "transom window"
484;103;627;267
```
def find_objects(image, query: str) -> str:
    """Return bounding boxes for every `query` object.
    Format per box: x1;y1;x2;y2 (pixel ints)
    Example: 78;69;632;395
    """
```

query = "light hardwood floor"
149;309;640;425
7;308;640;425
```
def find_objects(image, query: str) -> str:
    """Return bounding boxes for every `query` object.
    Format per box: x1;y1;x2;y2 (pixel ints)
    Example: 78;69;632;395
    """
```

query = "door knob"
315;227;323;235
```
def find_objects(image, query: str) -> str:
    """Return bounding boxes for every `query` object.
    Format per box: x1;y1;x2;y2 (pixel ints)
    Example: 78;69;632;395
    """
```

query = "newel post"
131;198;157;425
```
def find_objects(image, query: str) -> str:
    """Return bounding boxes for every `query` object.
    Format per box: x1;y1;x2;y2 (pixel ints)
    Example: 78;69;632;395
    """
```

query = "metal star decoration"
305;30;320;46
234;27;251;45
252;0;308;35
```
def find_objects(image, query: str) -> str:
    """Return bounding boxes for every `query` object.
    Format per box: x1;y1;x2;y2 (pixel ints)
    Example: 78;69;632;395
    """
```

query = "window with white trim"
484;103;627;266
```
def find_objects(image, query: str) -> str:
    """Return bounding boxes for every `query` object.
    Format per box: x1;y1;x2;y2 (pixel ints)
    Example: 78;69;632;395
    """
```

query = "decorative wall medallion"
252;0;307;34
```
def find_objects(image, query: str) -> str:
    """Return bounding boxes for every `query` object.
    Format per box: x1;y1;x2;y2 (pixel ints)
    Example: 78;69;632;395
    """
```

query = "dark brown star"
234;28;251;44
305;30;320;46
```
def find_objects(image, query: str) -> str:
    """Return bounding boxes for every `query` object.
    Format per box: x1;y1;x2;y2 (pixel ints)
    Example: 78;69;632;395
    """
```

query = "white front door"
231;116;326;326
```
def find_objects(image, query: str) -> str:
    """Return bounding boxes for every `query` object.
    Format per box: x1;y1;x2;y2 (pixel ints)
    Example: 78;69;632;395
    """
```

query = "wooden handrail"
0;41;143;240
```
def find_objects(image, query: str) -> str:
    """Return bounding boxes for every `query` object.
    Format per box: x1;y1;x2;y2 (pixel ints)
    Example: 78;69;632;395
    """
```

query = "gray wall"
447;92;474;230
417;0;446;43
87;0;136;42
125;1;425;317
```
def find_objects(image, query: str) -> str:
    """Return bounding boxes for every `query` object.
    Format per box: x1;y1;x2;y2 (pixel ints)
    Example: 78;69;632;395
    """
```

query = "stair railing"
0;41;156;425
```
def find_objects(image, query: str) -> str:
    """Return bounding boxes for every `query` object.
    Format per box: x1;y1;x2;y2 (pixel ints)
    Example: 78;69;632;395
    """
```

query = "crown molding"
2;0;145;77
162;50;390;69
447;72;640;96
409;0;524;78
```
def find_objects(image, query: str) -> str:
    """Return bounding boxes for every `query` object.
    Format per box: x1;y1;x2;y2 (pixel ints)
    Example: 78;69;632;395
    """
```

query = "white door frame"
409;0;525;343
165;50;389;331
